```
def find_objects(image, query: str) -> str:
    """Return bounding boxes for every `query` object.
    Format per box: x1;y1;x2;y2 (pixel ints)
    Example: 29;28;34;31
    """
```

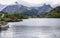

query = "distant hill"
38;6;60;18
49;6;60;18
0;3;53;17
2;5;22;13
0;4;7;11
15;4;52;16
1;4;52;14
38;4;52;13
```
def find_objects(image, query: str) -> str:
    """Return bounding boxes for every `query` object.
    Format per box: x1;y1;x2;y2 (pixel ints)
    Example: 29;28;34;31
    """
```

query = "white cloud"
0;0;16;5
21;0;47;4
18;0;60;7
0;0;60;7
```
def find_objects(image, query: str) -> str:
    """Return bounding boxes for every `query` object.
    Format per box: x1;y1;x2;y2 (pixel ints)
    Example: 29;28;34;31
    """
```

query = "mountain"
37;4;52;13
38;6;60;18
1;4;52;16
48;6;60;18
2;5;22;13
0;4;7;11
15;4;52;16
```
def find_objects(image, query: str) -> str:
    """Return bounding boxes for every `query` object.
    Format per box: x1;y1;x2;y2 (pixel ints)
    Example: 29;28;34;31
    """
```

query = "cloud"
0;0;60;7
0;0;16;5
17;0;60;7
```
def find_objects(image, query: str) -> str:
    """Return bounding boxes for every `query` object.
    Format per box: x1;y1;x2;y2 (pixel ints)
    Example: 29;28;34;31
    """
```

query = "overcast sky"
0;0;60;7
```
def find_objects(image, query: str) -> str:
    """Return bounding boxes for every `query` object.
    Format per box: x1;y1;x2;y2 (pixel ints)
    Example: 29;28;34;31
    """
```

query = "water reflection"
1;26;60;38
13;26;60;38
0;18;60;38
0;26;13;38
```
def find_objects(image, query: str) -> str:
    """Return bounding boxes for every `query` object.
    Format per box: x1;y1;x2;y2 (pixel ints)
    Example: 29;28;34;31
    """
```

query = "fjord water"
1;18;60;38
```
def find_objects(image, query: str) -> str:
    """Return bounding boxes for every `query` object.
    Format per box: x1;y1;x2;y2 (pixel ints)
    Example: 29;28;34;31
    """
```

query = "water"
0;18;60;38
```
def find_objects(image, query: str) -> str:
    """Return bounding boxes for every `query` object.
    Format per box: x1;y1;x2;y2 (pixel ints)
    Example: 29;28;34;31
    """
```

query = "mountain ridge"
0;4;52;16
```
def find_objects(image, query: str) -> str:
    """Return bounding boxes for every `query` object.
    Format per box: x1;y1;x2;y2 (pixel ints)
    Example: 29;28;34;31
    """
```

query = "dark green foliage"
37;6;60;18
4;14;28;19
49;6;60;18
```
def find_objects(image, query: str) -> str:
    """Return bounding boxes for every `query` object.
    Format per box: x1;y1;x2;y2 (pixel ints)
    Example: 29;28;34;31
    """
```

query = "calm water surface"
0;18;60;38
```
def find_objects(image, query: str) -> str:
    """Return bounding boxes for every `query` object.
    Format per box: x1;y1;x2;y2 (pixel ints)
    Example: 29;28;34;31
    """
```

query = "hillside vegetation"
0;6;60;19
37;6;60;18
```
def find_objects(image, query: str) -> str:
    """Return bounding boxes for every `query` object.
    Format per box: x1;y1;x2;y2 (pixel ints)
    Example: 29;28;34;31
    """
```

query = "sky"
0;0;60;7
